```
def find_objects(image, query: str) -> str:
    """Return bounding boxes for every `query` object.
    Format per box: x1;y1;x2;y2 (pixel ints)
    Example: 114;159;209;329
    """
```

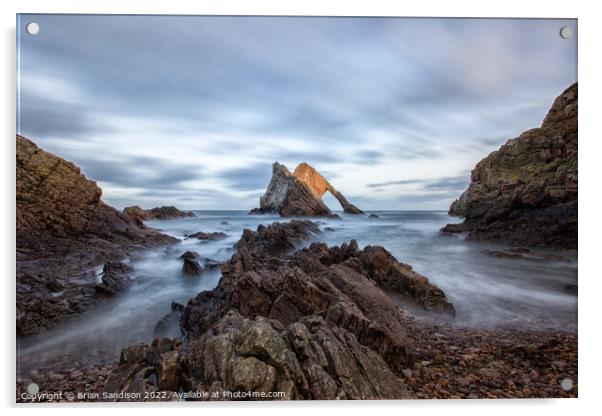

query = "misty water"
17;210;577;375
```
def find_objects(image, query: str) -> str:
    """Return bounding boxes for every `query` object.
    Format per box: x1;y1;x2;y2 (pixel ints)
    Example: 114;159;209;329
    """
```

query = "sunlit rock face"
443;83;577;248
250;161;364;217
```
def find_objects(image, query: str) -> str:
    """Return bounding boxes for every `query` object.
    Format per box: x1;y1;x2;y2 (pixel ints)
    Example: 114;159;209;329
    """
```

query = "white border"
2;1;600;415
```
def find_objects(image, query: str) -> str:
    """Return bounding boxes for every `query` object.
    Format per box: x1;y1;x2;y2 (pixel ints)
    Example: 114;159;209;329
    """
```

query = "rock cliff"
442;83;577;248
16;135;177;335
250;162;363;216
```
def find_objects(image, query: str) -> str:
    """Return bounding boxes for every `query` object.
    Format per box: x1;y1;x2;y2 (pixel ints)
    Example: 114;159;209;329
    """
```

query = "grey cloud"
368;179;424;188
18;15;576;209
77;157;203;190
368;175;469;192
220;164;273;192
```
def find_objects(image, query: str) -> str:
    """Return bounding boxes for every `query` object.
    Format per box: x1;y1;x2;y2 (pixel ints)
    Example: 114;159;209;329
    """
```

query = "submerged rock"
368;213;380;218
123;205;195;221
443;83;577;248
16;135;177;335
250;162;363;216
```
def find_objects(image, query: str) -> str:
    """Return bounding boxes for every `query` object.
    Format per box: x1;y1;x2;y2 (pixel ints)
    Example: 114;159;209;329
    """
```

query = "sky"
17;15;577;210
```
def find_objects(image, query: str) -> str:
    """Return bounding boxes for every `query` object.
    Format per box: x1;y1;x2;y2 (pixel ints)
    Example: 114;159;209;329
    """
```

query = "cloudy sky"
17;15;577;210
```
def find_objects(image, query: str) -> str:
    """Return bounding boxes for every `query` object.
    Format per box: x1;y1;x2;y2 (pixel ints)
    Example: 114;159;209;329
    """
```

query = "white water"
17;210;577;374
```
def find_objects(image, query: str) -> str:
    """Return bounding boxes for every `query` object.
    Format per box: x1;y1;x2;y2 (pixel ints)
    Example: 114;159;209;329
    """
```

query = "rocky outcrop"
443;83;577;248
292;163;364;214
186;231;227;241
106;221;454;399
16;135;178;335
249;162;363;216
123;205;195;222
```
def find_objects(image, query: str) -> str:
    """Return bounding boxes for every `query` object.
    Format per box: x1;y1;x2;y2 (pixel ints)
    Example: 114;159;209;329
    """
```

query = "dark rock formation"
186;231;227;241
123;205;195;222
107;221;454;399
249;162;363;216
95;261;134;297
368;213;380;218
179;250;200;260
16;135;178;335
234;220;320;257
443;83;577;248
182;258;202;275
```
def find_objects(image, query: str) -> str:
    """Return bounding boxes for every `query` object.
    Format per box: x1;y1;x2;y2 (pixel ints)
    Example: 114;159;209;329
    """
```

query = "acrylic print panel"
16;15;577;402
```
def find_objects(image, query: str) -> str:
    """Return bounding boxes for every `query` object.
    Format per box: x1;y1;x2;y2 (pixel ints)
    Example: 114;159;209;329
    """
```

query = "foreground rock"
123;205;195;222
249;162;363;216
17;322;577;401
16;135;178;335
105;220;454;399
443;83;577;248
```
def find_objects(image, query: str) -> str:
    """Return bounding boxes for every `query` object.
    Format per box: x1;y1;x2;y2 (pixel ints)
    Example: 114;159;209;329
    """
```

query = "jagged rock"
234;220;320;257
104;338;182;398
16;135;178;335
250;162;363;216
108;221;453;399
186;231;227;241
123;205;195;221
182;258;202;275
444;83;577;248
95;261;133;297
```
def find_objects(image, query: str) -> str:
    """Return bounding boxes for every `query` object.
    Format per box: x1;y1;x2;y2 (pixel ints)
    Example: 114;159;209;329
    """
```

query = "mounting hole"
559;26;573;39
26;22;40;35
27;382;39;395
560;378;574;391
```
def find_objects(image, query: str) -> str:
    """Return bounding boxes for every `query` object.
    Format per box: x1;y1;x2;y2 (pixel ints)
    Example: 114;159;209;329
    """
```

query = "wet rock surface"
443;83;577;248
16;135;178;336
250;162;363;217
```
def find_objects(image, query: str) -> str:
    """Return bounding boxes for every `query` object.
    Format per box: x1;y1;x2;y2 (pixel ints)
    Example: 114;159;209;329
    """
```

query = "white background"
1;0;600;415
